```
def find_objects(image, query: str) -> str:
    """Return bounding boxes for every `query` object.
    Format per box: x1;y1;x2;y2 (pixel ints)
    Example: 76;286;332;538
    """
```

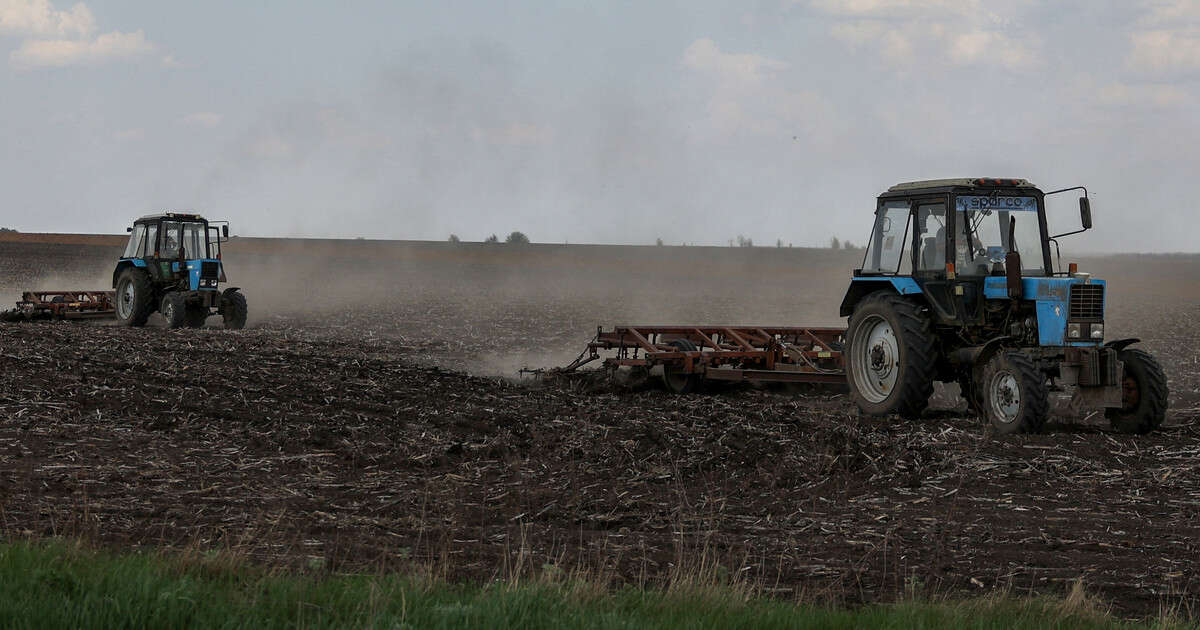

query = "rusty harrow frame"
560;325;847;387
3;291;116;321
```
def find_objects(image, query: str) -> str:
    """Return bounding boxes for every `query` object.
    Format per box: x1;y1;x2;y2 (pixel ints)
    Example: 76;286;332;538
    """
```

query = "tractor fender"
1105;338;1141;352
111;260;145;288
839;277;922;317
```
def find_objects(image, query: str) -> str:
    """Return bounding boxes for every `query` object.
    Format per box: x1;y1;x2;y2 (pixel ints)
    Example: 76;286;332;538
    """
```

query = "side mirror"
222;225;229;238
126;227;132;233
1079;197;1092;230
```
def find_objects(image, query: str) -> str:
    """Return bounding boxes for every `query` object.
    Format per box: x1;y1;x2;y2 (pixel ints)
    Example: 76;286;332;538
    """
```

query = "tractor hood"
982;276;1106;346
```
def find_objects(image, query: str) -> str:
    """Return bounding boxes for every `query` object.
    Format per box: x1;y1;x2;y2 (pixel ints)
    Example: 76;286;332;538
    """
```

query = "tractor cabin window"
916;204;947;272
861;201;911;274
142;224;158;257
123;225;145;258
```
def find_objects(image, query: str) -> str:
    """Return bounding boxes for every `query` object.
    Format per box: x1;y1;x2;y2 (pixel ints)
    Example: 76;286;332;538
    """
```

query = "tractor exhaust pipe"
1006;216;1023;299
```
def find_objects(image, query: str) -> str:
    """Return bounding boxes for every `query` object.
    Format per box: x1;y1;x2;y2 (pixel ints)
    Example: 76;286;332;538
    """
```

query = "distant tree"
0;227;16;233
843;240;855;250
484;234;499;243
830;236;841;249
736;235;753;248
776;238;783;248
448;234;461;243
505;231;530;244
655;237;664;246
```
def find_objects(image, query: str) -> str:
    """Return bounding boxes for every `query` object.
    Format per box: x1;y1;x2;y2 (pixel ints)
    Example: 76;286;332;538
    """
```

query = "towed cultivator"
560;325;846;392
560;178;1169;435
2;291;116;321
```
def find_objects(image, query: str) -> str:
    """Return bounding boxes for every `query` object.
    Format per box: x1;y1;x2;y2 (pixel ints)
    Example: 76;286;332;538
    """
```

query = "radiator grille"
1069;284;1104;320
200;261;220;279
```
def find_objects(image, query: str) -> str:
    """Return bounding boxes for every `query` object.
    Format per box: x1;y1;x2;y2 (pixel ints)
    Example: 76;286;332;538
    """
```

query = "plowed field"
1;236;1197;615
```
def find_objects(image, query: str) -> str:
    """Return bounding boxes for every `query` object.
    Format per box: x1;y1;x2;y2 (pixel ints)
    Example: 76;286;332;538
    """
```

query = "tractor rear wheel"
114;268;154;327
979;351;1048;434
220;289;248;330
1106;349;1168;434
160;293;187;329
184;305;209;328
662;339;702;394
846;292;936;419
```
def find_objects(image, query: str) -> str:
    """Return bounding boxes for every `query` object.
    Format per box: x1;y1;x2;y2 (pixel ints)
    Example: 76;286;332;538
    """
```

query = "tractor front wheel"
114;268;154;327
1106;349;1168;434
220;289;248;330
979;351;1048;434
846;292;936;419
160;293;187;329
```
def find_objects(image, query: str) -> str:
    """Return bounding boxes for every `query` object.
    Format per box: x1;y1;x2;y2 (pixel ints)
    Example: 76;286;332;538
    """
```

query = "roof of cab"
134;212;206;223
886;178;1036;192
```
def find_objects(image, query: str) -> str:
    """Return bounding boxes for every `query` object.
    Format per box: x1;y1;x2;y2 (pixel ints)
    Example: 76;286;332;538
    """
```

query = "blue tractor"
841;178;1167;434
112;212;248;329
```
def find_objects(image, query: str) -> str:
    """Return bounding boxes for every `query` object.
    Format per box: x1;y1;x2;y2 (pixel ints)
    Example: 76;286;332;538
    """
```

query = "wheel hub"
990;372;1021;422
850;315;899;404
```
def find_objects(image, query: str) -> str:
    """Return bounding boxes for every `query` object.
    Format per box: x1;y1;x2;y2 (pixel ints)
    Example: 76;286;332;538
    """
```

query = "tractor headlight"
1090;324;1103;339
1068;323;1082;339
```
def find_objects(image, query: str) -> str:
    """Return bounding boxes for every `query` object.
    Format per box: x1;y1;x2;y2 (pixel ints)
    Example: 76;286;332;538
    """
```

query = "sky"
0;0;1198;252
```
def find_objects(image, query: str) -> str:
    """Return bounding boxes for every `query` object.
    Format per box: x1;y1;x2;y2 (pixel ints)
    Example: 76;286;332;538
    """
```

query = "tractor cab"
113;212;246;329
839;178;1166;436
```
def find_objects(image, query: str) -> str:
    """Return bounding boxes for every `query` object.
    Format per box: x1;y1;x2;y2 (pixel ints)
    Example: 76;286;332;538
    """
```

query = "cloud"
809;0;970;17
682;38;788;86
1097;81;1190;108
2;1;159;68
1127;28;1200;75
681;38;837;141
813;0;1037;70
10;28;151;67
182;112;223;128
0;0;94;38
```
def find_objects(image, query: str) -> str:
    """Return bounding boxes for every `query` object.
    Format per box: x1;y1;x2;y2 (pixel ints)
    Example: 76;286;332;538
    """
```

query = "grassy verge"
0;540;1182;629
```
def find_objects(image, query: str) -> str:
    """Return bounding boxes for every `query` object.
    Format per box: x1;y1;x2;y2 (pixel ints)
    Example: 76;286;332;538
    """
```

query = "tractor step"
556;325;847;386
2;291;117;321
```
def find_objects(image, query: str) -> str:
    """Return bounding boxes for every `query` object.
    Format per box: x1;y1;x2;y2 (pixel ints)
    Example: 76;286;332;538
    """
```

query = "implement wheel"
846;292;936;419
114;268;154;327
980;351;1048;434
662;339;701;394
220;289;248;330
1107;349;1168;434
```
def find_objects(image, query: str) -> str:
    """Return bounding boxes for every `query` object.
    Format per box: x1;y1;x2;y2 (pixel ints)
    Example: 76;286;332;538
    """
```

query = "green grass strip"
0;540;1181;629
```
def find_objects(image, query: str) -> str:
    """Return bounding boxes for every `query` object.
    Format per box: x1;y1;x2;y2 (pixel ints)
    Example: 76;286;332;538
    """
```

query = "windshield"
160;221;208;259
954;195;1045;275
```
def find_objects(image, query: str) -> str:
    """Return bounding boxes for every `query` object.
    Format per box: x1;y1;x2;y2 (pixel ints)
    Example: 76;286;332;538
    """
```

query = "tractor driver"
161;228;180;259
917;206;946;272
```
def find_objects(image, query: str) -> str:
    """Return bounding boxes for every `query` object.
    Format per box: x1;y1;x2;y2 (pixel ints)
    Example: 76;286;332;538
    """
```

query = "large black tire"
184;304;209;328
160;293;186;329
1107;349;1168;434
845;292;936;419
979;351;1048;434
662;339;702;394
114;268;154;327
220;289;248;330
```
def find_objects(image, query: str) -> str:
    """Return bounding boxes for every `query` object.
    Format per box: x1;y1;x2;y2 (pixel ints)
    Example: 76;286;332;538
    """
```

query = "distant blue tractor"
841;178;1167;434
113;212;247;329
